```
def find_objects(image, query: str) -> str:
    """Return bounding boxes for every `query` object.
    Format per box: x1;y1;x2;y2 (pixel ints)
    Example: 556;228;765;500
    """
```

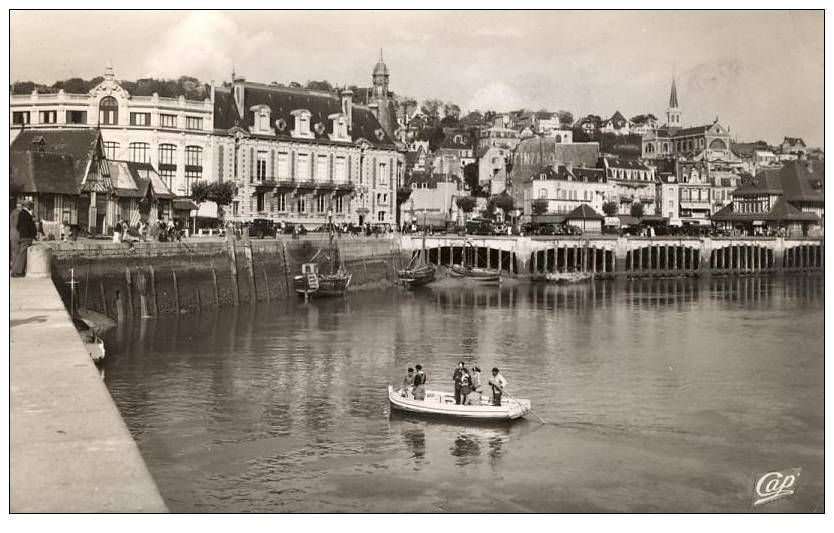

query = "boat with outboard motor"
387;386;531;421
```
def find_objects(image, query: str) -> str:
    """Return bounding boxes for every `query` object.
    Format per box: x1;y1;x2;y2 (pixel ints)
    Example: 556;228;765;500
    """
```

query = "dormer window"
328;113;349;140
250;105;272;134
291;109;313;138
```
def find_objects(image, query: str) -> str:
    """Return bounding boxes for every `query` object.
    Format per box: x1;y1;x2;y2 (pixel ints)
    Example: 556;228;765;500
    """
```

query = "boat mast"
422;209;427;263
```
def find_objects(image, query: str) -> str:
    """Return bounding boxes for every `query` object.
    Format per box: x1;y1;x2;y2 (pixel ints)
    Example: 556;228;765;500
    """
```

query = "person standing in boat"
412;365;427;400
452;361;466;405
466;367;483;405
459;368;472;404
488;367;507;406
401;367;415;397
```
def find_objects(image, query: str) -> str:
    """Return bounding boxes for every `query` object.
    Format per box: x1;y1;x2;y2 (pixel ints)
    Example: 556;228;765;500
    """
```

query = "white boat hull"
388;386;531;421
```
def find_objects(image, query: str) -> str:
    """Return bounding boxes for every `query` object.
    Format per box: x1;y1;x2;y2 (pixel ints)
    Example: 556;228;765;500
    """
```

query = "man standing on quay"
11;200;36;277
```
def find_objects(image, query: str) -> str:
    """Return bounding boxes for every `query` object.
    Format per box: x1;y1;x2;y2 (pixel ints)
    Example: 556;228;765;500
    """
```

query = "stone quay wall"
49;236;409;322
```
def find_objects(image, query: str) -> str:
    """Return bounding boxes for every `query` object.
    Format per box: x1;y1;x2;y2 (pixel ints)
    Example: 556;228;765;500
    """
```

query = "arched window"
128;142;150;163
555;134;562;143
709;139;727;150
99;96;118;125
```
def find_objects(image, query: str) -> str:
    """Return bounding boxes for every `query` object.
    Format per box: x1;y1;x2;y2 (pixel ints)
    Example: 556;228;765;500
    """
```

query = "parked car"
249;218;276;239
465;218;494;235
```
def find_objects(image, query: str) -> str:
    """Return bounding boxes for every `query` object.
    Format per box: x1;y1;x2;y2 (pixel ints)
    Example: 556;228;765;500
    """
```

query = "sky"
10;10;824;146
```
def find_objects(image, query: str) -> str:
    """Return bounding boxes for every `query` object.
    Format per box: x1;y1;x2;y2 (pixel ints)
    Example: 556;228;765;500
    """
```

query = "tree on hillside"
630;113;658;125
630;202;645;218
556;110;574;128
483;110;499;124
602;201;619;217
306;80;334;92
421;99;444;124
463;163;482;195
489;193;515;219
455;196;477;225
443;103;461;120
531;198;549;216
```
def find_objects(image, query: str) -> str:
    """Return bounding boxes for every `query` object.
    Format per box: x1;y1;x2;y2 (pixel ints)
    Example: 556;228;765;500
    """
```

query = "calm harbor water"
103;274;824;512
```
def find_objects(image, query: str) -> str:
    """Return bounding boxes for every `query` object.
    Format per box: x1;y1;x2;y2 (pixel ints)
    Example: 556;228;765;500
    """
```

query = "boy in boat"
488;367;507;407
401;367;415;397
412;365;427;400
466;367;482;405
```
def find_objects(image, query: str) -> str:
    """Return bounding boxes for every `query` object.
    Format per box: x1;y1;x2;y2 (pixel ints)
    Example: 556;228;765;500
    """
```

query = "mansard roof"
213;83;397;149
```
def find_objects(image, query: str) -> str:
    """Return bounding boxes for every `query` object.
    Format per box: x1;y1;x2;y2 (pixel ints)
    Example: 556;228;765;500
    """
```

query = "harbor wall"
48;234;824;321
400;235;824;279
49;236;408;322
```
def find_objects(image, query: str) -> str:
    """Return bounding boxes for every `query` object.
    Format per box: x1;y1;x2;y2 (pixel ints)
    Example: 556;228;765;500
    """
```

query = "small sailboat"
388;386;531;421
398;213;436;287
294;219;352;298
449;241;501;283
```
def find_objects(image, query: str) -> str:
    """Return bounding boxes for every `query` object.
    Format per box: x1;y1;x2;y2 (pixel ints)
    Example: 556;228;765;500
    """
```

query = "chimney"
232;74;246;118
340;88;354;132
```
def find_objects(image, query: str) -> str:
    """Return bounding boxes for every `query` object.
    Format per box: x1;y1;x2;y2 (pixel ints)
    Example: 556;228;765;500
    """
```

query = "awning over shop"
173;199;198;211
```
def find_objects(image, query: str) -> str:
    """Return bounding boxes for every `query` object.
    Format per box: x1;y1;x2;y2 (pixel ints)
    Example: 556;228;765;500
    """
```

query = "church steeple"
666;73;681;129
669;76;678;108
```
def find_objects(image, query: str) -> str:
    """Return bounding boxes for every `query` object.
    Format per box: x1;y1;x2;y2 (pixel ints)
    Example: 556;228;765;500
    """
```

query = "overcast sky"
10;10;824;146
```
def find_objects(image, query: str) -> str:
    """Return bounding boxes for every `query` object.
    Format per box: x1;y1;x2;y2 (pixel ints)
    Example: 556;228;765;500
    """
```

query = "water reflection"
104;273;823;512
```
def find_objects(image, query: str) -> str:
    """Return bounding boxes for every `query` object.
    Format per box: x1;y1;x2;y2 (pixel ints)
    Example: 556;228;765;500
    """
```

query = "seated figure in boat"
401;367;415;398
412;365;427;400
488;367;507;406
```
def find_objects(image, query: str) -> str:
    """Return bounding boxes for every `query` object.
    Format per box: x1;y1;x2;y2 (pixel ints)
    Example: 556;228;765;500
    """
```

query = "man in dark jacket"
11;200;37;277
452;361;466;405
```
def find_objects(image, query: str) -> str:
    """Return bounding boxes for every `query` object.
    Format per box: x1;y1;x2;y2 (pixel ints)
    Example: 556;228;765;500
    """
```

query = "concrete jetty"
10;277;166;512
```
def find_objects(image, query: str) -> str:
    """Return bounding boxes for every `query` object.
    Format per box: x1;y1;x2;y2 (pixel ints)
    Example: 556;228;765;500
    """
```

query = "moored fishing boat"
294;263;352;298
449;264;501;283
398;262;436;287
294;218;352;298
388;386;531;421
398;212;437;288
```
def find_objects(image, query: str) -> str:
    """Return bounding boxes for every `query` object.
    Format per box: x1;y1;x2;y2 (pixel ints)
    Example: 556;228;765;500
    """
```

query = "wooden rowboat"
388;386;531;421
449;264;501;283
545;271;593;284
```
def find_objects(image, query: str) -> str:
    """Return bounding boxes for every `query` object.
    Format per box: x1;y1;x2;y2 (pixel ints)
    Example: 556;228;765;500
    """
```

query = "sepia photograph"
6;8;826;516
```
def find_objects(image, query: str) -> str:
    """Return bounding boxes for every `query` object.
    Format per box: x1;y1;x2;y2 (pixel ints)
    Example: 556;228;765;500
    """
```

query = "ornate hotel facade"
10;66;215;198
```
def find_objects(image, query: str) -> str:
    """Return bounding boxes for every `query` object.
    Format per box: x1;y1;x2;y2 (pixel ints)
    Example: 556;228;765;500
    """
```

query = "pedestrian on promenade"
452;361;466;405
413;364;427;400
113;218;123;243
488;367;507;407
10;201;21;271
11;200;37;277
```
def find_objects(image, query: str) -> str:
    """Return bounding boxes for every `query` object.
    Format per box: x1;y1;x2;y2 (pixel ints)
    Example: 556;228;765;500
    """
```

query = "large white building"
10;66;215;198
